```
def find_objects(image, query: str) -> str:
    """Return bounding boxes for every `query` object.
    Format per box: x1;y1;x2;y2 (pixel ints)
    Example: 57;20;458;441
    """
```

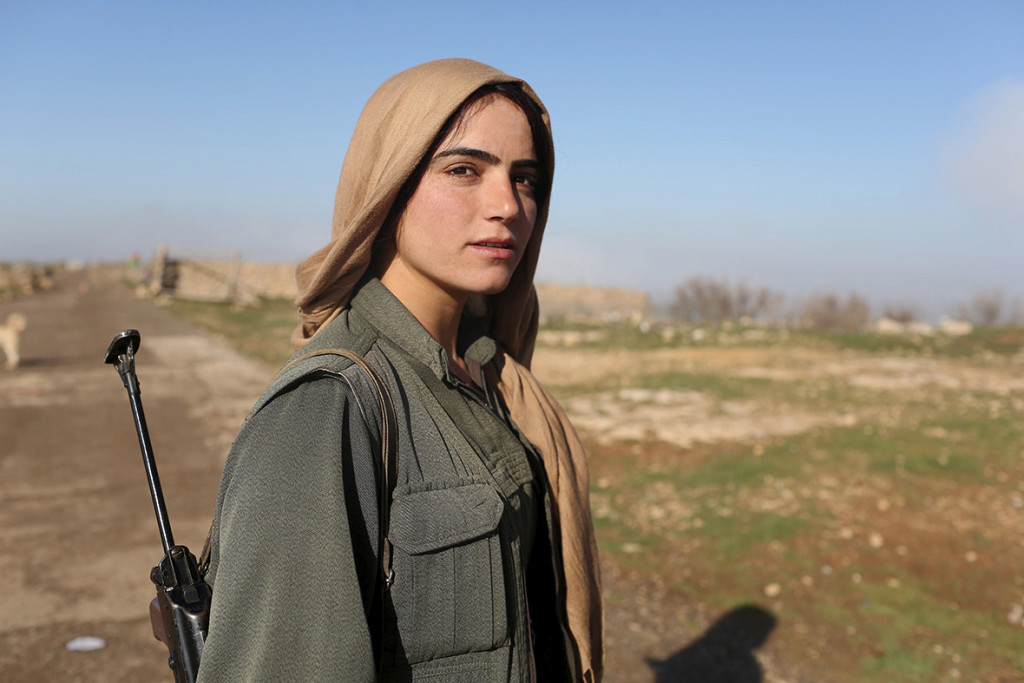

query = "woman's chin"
455;271;517;298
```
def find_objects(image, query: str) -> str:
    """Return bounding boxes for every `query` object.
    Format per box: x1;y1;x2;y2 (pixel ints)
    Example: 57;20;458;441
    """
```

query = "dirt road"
0;267;274;681
0;268;787;682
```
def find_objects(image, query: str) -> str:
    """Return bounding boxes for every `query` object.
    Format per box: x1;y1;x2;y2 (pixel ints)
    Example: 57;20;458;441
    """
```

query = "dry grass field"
531;323;1024;682
169;298;1024;682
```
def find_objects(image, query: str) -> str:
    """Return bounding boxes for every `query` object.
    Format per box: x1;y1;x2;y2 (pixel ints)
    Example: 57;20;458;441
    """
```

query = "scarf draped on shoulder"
290;58;603;681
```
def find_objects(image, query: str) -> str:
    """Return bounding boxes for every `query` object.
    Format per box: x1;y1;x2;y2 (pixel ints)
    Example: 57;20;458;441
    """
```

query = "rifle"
105;329;211;683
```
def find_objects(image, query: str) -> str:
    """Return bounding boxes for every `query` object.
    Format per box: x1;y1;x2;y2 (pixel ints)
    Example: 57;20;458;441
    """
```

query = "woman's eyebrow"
434;147;500;165
433;147;538;168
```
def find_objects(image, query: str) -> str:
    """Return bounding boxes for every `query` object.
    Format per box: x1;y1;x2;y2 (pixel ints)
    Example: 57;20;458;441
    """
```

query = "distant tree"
881;305;918;323
670;276;783;325
797;292;871;332
1011;299;1024;326
957;290;1004;326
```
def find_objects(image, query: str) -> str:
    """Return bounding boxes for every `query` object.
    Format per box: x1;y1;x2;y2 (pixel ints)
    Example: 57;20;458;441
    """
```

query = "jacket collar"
347;277;497;383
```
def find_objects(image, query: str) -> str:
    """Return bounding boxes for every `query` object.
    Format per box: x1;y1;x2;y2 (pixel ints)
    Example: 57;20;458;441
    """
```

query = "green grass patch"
701;510;811;558
679;445;805;488
729;422;1003;484
537;321;675;351
858;648;938;682
539;320;1024;358
921;415;1023;466
537;320;790;351
550;369;824;406
852;416;1019;481
850;573;1016;680
851;427;986;481
633;371;779;401
816;331;933;355
804;326;1024;358
167;297;298;366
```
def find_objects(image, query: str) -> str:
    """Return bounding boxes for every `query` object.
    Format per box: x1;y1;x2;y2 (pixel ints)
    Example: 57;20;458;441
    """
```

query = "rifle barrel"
125;381;177;555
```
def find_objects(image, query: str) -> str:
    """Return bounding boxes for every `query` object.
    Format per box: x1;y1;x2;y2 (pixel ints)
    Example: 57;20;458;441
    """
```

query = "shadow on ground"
646;604;776;682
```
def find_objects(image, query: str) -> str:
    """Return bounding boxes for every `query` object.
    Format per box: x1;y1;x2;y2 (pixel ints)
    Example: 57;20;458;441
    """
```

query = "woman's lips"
470;240;516;259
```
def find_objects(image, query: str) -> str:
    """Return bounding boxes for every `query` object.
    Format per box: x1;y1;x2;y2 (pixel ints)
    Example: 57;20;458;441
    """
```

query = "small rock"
66;636;106;652
869;532;884;549
764;583;782;597
1007;603;1024;625
965;551;978;563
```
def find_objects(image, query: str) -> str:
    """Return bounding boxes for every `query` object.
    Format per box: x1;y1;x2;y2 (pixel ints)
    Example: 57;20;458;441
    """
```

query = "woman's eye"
514;174;538;189
447;165;476;177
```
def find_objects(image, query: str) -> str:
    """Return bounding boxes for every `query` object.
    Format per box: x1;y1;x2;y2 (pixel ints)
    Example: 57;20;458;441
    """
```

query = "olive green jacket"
198;279;571;682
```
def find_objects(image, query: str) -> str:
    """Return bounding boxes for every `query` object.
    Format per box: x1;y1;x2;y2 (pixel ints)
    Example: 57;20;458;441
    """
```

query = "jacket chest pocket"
386;482;509;664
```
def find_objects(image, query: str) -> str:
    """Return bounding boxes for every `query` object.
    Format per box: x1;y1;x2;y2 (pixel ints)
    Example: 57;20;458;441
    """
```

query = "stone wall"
238;262;298;300
536;282;650;323
0;263;57;298
153;249;650;322
152;248;297;304
168;260;297;301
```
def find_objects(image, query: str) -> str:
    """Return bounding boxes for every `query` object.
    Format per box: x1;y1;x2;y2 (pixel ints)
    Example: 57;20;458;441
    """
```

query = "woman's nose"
485;174;520;223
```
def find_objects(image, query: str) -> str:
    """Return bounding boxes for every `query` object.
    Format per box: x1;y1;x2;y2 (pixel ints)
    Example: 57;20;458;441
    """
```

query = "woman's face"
380;96;540;309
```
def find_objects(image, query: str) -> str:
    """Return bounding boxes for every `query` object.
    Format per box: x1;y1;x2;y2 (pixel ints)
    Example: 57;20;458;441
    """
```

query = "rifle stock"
150;545;210;682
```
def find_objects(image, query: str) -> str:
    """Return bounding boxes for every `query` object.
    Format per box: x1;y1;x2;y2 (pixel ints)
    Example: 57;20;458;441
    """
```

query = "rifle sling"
282;348;399;591
197;347;399;669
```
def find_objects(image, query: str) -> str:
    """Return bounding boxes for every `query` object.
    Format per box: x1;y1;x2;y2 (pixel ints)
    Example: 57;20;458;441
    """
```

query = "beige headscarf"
291;58;602;682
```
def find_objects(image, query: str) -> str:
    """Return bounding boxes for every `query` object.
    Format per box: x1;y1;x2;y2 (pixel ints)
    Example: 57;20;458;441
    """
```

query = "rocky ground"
534;339;1024;682
1;269;1021;682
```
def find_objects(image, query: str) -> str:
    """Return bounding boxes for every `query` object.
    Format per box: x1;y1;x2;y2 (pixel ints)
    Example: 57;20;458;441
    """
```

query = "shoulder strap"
297;348;397;679
200;347;399;593
287;348;398;591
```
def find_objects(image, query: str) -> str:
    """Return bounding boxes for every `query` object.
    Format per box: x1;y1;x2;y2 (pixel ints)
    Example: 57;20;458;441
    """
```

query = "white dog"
0;313;27;369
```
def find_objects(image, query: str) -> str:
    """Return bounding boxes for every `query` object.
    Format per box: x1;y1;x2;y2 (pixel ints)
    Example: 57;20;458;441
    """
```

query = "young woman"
198;58;602;682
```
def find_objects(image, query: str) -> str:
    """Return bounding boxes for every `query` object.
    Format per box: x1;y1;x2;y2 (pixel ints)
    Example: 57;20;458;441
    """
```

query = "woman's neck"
377;273;475;383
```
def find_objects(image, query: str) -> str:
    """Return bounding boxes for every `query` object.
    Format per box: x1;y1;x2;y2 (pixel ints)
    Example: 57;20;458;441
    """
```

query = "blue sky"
2;1;1022;316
